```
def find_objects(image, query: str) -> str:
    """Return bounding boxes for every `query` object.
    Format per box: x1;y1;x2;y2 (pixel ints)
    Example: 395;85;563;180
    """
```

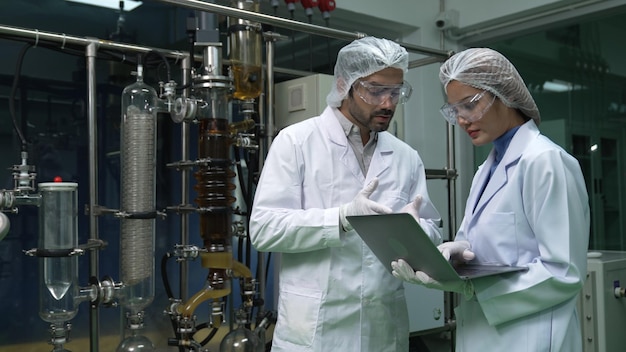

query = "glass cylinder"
38;182;79;324
119;64;157;313
229;0;263;100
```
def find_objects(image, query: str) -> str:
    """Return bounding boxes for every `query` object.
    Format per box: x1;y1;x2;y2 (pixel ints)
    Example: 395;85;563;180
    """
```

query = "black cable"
144;49;172;82
195;322;219;346
161;252;175;299
9;43;32;148
161;252;185;352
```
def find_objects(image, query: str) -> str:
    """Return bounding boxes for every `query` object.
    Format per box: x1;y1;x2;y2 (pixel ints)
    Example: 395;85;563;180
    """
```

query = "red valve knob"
318;0;335;12
301;0;318;8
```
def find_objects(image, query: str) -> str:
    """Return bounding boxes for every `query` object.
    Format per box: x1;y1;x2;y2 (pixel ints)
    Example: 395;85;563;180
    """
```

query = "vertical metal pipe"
446;123;456;235
265;36;276;151
255;36;277;315
86;41;100;352
439;2;458;350
180;55;192;301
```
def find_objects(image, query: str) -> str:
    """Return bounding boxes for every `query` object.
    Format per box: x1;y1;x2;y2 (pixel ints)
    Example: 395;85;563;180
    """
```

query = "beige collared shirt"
333;108;377;176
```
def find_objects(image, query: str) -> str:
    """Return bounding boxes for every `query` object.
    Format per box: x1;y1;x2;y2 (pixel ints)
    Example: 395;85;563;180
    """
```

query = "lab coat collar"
321;106;392;184
471;120;539;215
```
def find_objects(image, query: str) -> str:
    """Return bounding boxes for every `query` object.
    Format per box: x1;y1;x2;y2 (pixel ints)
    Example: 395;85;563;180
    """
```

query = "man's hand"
339;178;392;231
399;195;422;222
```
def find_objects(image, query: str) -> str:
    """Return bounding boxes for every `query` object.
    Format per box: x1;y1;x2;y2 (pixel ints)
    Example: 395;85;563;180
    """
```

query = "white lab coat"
454;120;590;352
250;106;442;352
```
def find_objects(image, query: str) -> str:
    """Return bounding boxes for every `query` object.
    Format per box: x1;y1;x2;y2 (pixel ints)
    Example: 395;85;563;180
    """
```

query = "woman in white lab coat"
392;48;590;351
250;37;442;352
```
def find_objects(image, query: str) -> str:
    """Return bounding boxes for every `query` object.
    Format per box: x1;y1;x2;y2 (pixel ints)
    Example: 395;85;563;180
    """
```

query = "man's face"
340;67;405;133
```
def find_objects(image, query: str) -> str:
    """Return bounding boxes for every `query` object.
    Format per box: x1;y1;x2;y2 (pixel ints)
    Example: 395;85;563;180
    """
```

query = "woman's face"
444;80;519;146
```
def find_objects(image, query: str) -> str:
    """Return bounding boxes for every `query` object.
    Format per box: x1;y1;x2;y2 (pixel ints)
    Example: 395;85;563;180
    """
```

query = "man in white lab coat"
249;37;442;352
392;48;590;351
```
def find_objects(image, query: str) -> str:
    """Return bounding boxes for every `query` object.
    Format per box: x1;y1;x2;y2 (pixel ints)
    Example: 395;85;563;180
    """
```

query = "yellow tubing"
201;251;232;269
179;286;230;318
231;260;252;278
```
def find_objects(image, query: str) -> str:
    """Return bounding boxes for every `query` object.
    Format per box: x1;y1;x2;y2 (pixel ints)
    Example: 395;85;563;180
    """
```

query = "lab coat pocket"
472;211;518;265
376;190;409;211
275;286;322;347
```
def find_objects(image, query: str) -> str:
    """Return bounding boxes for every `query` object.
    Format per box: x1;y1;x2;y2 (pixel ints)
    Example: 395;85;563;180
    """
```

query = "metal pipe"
85;41;100;352
180;55;191;301
409;56;451;69
0;24;187;61
449;0;604;43
265;35;276;147
155;0;450;60
254;32;279;317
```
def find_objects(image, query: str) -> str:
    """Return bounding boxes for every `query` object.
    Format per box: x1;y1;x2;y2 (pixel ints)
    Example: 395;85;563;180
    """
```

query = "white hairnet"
326;36;409;107
439;47;540;125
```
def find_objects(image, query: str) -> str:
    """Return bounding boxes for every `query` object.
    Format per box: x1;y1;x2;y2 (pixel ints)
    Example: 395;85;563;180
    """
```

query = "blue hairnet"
439;47;540;125
326;36;409;107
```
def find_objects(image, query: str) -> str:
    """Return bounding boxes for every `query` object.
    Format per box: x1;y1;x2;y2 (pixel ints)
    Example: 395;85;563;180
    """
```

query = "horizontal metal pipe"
155;0;450;60
0;24;188;61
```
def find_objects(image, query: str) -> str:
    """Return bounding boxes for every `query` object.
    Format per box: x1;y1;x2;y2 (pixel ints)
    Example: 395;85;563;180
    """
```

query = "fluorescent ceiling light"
66;0;143;11
542;79;584;93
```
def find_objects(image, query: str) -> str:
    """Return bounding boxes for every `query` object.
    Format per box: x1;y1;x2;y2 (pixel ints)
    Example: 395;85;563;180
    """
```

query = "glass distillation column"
177;43;236;332
38;182;79;352
229;0;263;102
167;42;258;349
116;60;157;352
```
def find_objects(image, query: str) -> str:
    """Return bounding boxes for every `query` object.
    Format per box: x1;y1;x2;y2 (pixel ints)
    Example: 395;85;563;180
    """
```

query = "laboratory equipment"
229;0;263;101
38;182;79;352
117;59;158;352
219;310;263;352
166;41;259;350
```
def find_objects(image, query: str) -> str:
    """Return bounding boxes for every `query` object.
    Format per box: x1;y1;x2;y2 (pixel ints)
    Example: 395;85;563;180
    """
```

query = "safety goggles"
439;90;497;125
352;80;413;106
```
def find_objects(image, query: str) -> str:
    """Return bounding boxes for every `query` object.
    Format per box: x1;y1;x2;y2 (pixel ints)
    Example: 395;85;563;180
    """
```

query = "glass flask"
219;324;264;352
116;331;155;352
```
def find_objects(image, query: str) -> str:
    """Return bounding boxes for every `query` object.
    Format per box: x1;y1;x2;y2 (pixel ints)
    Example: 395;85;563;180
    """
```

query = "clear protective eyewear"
439;90;497;125
352;80;413;106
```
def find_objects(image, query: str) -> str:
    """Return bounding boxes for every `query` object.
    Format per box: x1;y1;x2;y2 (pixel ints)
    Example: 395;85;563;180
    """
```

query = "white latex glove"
399;195;422;222
438;240;475;262
391;259;474;299
339;178;392;231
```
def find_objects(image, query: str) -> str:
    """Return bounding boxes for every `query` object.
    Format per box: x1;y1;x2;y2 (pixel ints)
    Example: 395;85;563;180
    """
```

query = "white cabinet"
578;251;626;352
